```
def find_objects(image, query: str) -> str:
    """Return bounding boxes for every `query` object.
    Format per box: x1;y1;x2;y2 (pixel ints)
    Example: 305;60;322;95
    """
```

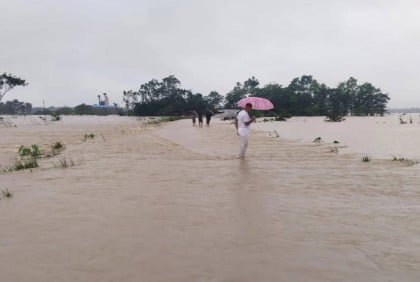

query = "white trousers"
238;128;249;158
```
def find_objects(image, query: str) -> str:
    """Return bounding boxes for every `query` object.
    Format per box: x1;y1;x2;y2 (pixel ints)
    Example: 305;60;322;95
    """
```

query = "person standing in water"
205;110;213;126
192;110;198;126
235;103;256;159
198;111;204;127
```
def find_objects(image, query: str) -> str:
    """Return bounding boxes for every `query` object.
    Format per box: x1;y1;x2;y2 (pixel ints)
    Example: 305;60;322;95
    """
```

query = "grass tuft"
56;156;75;168
4;158;38;172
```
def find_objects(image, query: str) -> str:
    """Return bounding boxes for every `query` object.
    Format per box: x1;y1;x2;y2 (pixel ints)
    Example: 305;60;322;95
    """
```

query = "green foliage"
55;107;74;115
0;99;32;114
74;104;94;115
224;82;247;109
205;91;224;109
129;75;222;116
0;73;27;102
51;112;61;121
18;144;40;157
123;75;390;118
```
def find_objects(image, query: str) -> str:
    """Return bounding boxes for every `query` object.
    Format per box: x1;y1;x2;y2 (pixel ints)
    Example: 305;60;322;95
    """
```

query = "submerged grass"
147;116;183;125
55;156;75;168
4;158;38;172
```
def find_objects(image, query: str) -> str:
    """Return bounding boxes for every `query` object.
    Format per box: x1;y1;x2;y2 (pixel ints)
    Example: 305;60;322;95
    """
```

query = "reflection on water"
255;114;420;159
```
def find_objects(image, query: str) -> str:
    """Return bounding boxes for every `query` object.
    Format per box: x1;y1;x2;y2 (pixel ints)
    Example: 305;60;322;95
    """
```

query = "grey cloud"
1;0;420;107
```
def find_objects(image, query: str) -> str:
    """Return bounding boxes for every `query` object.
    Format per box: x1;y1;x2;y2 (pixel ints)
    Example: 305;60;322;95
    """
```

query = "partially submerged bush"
84;133;95;141
51;141;64;155
362;156;371;163
18;144;40;157
392;156;418;166
51;112;61;121
1;189;12;198
313;137;322;143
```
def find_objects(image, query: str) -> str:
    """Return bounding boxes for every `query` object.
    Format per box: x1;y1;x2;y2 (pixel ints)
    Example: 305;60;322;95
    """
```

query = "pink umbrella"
237;97;274;110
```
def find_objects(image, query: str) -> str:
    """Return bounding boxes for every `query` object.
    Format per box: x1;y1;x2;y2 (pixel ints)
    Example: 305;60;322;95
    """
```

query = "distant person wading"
198;112;203;127
205;110;213;126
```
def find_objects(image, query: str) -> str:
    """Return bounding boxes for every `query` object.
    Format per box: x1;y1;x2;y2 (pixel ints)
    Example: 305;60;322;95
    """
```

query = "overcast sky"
1;0;420;107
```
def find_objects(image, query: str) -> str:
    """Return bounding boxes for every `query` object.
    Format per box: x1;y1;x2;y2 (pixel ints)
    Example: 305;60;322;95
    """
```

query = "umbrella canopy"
237;97;274;110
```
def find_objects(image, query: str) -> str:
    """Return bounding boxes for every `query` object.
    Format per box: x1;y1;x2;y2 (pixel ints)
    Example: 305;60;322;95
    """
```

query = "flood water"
254;114;420;160
1;115;420;281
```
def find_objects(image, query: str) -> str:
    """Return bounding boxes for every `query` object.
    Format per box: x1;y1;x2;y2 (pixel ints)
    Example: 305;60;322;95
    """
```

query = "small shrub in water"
30;144;40;157
392;156;406;161
313;137;322;142
51;141;64;155
84;133;95;141
362;156;371;163
18;144;40;157
18;145;31;156
2;189;13;198
52;142;63;150
51;113;61;121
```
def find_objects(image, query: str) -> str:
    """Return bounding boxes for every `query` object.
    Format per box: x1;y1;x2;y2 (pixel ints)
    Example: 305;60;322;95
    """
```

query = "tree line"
125;75;390;120
0;72;390;119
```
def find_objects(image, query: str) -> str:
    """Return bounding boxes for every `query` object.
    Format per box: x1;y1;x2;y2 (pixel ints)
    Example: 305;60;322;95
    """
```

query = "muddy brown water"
1;115;419;281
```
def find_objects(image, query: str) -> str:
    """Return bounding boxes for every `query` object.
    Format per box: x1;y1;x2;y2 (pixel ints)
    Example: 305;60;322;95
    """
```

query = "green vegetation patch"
18;144;40;157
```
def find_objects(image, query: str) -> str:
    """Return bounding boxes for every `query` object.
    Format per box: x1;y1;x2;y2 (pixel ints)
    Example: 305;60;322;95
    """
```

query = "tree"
205;91;223;109
243;76;260;96
337;77;358;115
258;83;293;116
312;83;329;115
0;73;27;102
122;90;139;111
288;75;319;115
55;107;74;115
131;75;191;116
325;88;346;121
74;104;94;115
354;82;389;116
0;99;32;114
224;82;247;109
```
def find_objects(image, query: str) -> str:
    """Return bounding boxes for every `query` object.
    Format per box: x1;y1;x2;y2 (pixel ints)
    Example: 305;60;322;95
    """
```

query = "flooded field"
254;114;420;160
1;115;420;281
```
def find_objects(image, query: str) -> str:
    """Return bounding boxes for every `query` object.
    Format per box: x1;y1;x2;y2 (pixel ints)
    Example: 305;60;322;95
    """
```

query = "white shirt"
237;110;251;129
